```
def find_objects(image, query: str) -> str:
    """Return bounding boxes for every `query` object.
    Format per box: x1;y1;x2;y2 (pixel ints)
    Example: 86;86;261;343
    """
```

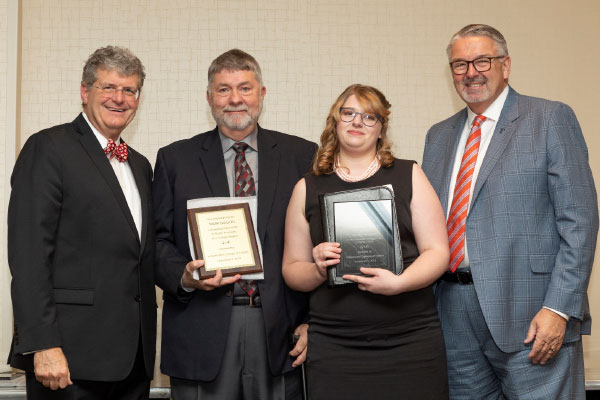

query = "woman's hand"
343;267;401;295
312;242;341;277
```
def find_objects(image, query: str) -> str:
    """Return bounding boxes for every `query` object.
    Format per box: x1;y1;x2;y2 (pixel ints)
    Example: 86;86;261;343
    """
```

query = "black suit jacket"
153;126;316;381
7;113;156;381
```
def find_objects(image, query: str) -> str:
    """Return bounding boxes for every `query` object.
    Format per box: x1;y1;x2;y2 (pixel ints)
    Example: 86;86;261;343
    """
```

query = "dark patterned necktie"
232;142;257;297
233;142;256;197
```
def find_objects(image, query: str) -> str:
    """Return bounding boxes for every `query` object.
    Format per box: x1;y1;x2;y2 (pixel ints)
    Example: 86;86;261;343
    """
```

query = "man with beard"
422;24;598;398
153;49;316;399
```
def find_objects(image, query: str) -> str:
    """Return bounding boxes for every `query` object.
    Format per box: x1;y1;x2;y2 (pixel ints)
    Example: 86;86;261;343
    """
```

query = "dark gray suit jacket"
422;87;598;352
153;126;316;381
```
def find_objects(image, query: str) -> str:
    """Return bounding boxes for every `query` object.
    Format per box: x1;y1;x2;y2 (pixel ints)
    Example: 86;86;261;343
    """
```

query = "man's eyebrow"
451;54;495;61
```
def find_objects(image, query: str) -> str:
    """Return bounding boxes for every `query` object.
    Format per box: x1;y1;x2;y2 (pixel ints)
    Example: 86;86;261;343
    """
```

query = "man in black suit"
8;46;156;399
153;49;316;399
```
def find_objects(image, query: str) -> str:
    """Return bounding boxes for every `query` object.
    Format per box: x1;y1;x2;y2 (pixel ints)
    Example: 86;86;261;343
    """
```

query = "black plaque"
319;185;403;286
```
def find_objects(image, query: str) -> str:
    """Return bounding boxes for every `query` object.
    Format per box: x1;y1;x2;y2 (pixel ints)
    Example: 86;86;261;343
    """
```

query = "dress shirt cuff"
180;277;195;293
22;348;51;355
543;306;570;321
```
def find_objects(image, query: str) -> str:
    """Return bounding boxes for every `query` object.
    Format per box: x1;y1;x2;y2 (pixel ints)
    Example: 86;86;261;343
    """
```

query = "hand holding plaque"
181;261;242;291
187;202;263;279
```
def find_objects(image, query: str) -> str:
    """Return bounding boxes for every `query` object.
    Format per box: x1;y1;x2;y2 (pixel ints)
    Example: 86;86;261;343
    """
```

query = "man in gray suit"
422;24;598;399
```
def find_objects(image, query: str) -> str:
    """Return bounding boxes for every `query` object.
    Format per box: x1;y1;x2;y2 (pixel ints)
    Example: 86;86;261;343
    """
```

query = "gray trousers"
170;305;301;400
436;281;585;400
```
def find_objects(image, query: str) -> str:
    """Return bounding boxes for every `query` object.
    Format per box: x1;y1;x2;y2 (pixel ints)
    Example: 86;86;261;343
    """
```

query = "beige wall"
1;0;17;372
4;0;600;380
0;0;8;371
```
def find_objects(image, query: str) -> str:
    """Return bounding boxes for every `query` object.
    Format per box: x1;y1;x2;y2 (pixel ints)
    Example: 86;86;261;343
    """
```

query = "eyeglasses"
339;108;381;127
449;56;505;75
94;84;140;100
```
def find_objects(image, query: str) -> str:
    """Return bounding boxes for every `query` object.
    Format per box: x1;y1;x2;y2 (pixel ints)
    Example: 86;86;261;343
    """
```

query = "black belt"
232;295;262;307
440;268;473;284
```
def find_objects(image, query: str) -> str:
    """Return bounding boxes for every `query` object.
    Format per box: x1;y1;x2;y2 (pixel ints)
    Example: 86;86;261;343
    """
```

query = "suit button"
225;290;233;297
134;295;141;302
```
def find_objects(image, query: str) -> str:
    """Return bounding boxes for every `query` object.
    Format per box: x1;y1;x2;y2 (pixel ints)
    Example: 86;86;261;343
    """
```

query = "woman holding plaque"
283;84;450;399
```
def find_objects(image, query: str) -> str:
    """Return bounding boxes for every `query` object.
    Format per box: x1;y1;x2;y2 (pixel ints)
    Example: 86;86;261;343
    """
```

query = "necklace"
334;154;380;182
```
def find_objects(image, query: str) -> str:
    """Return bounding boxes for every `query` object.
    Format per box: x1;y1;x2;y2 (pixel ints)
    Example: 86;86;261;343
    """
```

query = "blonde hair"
313;84;393;175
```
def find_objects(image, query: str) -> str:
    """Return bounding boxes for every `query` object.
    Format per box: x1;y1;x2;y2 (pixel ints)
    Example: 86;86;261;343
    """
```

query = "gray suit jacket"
422;87;598;352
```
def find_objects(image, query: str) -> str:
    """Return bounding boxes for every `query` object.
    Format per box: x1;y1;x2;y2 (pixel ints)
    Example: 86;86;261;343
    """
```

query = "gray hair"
82;46;146;89
446;24;509;60
207;49;263;88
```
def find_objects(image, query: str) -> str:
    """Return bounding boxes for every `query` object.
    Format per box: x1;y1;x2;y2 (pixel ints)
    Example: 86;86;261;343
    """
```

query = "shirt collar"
219;126;258;154
467;85;509;125
81;111;122;149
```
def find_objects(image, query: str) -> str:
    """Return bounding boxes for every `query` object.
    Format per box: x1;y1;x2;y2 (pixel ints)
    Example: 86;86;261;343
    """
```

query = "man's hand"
289;323;308;368
182;260;241;291
33;347;72;390
524;308;567;365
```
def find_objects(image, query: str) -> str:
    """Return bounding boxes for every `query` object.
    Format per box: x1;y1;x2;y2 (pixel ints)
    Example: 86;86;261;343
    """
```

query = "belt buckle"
455;270;471;284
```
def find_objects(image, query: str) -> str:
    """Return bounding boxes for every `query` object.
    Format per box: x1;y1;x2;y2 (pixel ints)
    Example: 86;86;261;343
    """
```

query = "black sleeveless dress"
304;159;448;400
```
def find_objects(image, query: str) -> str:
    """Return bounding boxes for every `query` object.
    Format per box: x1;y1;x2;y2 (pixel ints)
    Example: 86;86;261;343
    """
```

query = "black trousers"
26;338;150;400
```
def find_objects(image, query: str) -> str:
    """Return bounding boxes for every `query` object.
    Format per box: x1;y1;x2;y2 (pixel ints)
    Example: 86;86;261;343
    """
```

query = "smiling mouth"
107;107;126;113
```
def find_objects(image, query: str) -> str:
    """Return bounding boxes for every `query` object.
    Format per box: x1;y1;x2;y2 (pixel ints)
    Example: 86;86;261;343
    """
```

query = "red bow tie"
104;139;128;162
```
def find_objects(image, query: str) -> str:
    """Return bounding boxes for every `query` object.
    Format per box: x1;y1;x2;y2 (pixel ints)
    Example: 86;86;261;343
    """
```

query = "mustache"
462;76;487;85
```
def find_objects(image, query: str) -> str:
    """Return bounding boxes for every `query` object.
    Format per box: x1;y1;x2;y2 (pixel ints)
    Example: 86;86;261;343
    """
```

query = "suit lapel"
470;88;520;207
197;128;230;197
440;111;468;215
256;126;280;243
74;114;140;243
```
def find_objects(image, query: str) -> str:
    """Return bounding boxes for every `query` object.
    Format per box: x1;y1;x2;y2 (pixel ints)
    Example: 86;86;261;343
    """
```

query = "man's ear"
80;83;89;105
502;55;511;80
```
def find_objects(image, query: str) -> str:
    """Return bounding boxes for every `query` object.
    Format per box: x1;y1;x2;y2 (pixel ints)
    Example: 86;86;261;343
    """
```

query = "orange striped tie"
447;115;486;273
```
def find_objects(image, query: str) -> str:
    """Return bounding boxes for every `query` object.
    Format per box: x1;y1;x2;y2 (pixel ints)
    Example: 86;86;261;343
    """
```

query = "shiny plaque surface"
334;200;394;274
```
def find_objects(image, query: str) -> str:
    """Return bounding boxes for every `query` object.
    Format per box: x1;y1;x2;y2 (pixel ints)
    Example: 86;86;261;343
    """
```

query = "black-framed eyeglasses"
339;108;382;127
94;84;140;100
449;56;505;75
